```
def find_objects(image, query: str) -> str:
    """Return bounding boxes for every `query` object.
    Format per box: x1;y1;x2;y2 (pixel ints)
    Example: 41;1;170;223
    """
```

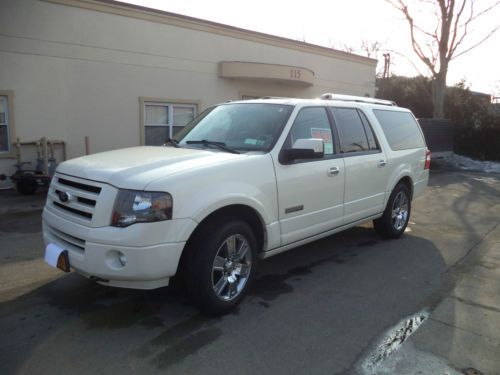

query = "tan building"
0;0;377;188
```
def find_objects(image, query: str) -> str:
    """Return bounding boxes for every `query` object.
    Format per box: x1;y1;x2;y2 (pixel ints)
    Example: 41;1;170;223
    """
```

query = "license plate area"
56;250;71;272
45;243;71;273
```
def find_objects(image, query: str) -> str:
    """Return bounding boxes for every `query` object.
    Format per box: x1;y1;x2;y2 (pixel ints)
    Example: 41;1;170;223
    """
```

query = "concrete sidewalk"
364;225;500;375
414;227;500;375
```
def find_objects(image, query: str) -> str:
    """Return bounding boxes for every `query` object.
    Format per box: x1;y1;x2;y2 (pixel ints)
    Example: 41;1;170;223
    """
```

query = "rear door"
273;106;345;245
330;107;388;224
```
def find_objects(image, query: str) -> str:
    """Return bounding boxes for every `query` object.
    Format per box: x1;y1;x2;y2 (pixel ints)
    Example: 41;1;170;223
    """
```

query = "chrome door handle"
378;160;387;167
327;166;340;176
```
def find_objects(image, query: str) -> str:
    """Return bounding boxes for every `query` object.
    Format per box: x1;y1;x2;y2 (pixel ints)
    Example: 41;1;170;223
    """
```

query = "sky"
121;0;500;96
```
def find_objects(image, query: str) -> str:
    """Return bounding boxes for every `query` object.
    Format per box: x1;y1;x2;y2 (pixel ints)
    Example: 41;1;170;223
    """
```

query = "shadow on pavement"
0;226;454;375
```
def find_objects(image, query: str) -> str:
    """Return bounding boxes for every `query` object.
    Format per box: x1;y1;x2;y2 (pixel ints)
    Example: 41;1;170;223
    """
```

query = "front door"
273;107;345;246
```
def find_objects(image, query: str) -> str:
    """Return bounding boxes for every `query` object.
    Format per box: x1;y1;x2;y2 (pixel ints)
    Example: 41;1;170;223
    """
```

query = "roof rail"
320;93;397;106
260;96;291;99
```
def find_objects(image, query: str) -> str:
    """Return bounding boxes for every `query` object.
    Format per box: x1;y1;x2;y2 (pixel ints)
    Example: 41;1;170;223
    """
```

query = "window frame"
358;109;381;152
328;106;382;158
279;106;342;165
0;90;15;158
139;97;199;146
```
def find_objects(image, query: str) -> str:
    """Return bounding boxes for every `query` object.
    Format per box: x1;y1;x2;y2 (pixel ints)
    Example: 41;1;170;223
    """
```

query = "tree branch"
386;0;499;118
452;24;500;59
386;0;438;75
468;0;500;23
447;0;467;59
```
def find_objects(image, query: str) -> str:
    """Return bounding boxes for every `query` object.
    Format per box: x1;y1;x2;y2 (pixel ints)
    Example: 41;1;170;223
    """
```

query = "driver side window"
286;107;334;155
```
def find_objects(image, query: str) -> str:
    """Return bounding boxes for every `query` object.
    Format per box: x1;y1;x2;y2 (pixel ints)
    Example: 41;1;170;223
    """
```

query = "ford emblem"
58;191;71;203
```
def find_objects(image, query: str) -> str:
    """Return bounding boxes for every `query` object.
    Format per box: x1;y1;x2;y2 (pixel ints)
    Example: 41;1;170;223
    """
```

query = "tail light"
424;149;431;170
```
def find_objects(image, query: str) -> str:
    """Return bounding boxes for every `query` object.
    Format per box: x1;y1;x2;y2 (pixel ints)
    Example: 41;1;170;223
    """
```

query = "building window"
242;95;260;100
144;102;197;146
0;94;12;153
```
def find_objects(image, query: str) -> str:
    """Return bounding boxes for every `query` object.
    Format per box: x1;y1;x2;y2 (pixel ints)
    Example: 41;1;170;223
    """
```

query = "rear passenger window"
373;110;425;150
287;107;334;155
331;108;369;153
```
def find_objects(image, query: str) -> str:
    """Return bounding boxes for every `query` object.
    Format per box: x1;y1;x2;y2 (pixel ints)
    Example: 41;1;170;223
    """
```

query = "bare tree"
328;40;356;54
329;40;388;77
386;0;500;118
360;40;382;58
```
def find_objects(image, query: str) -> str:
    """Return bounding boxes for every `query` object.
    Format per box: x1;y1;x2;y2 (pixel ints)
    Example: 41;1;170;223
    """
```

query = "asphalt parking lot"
1;170;499;375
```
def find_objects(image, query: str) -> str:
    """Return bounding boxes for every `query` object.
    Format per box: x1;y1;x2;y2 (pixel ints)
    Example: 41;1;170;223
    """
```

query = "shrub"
376;76;500;161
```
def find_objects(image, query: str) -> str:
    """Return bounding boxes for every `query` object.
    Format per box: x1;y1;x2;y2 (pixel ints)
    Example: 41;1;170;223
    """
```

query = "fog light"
105;250;127;269
118;252;127;267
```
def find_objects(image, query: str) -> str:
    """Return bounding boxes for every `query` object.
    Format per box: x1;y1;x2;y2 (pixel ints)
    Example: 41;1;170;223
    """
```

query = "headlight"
111;190;173;227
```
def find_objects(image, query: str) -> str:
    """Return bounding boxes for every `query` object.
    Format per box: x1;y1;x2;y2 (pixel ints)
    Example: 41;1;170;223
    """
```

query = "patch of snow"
358;308;461;375
359;309;430;374
435;153;500;174
362;341;461;375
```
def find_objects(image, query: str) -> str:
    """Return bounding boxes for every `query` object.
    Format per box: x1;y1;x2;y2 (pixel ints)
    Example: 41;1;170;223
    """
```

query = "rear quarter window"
373;109;425;151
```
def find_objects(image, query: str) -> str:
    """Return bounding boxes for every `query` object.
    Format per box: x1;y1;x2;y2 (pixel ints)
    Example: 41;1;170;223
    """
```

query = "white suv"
43;94;430;314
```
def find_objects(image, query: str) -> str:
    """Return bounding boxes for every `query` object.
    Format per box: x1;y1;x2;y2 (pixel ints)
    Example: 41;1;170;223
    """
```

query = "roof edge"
42;0;378;66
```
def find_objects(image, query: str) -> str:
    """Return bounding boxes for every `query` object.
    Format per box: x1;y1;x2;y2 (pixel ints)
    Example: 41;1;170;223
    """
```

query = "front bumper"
42;207;197;289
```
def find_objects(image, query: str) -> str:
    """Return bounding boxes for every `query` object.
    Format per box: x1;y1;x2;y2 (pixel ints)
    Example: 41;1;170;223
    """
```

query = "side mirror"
284;138;324;161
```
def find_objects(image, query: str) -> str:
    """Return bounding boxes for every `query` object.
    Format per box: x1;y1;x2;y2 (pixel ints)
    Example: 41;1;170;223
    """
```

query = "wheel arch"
395;175;414;199
194;204;266;251
176;204;267;278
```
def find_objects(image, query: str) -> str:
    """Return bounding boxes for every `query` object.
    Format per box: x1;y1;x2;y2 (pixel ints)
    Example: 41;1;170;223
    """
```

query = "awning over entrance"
219;61;314;87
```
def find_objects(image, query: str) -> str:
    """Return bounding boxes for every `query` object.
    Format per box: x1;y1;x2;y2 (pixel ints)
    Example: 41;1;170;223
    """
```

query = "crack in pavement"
448;295;500;314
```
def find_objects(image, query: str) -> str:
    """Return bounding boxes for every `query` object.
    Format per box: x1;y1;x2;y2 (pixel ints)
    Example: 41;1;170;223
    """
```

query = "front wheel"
373;183;411;239
184;219;257;315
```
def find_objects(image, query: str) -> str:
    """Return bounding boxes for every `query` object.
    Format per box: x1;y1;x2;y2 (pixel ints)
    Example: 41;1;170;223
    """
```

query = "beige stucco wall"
0;0;376;187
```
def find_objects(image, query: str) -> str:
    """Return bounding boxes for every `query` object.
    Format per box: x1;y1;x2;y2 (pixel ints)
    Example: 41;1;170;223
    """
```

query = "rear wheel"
183;218;257;315
373;183;411;239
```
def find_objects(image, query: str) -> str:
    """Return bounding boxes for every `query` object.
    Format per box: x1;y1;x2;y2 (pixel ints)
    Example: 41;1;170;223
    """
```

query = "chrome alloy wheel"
391;191;409;231
211;234;252;301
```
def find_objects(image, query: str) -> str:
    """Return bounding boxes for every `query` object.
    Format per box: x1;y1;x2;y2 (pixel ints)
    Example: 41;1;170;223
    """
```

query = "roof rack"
260;96;292;100
320;93;397;106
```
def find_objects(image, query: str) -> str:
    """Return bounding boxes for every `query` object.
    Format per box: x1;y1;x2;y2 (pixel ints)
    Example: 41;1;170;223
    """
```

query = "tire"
373;183;411;239
183;218;257;315
16;179;37;195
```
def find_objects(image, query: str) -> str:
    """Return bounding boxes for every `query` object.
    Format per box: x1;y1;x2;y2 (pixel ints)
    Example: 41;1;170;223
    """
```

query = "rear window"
373;110;425;151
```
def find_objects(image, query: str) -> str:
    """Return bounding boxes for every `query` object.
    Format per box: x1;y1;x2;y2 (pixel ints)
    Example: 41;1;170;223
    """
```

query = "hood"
56;146;242;190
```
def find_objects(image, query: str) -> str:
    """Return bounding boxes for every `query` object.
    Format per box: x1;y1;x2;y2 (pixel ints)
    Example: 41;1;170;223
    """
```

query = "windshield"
174;103;293;152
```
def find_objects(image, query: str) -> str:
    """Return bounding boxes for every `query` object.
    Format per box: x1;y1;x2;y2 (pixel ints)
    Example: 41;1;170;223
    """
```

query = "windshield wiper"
164;138;180;148
185;140;240;154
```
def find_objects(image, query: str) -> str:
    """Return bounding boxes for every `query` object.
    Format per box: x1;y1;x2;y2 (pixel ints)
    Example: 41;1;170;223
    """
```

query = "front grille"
58;178;101;194
47;225;86;253
48;174;103;223
53;201;93;219
55;190;96;207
